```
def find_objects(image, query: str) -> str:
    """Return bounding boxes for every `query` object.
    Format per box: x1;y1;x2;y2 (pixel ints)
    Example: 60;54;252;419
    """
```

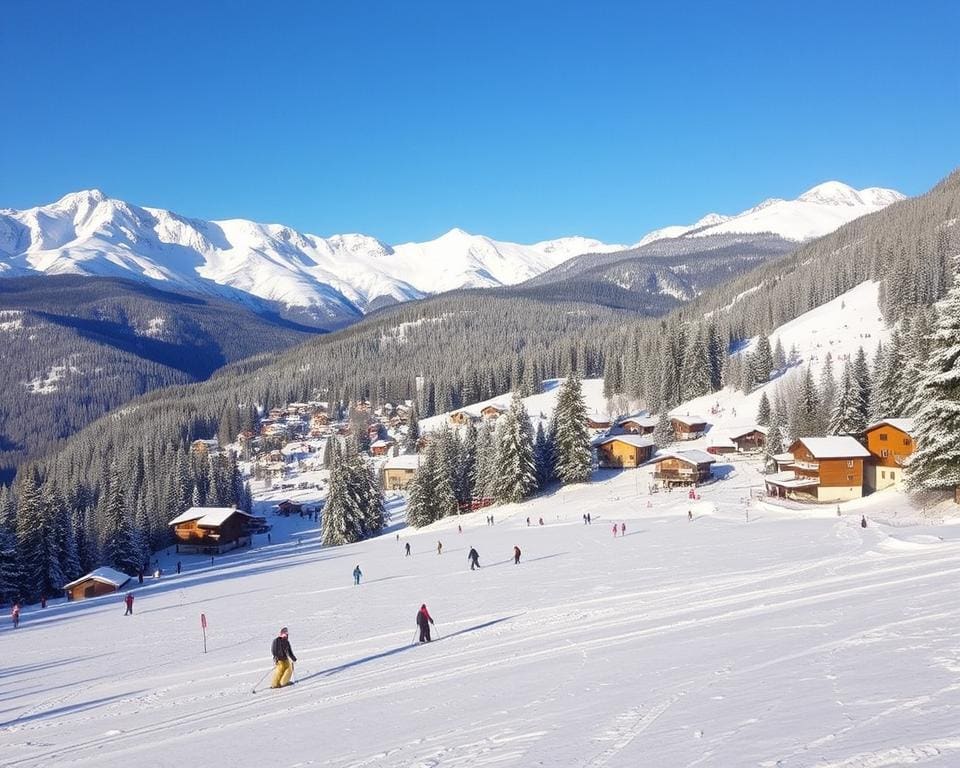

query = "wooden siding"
383;467;416;490
789;442;864;488
732;431;766;451
66;579;122;602
864;424;914;468
597;440;653;468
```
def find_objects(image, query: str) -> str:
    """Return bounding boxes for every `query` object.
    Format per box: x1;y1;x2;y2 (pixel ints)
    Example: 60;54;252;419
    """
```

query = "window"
881;449;889;458
847;475;854;482
890;472;896;480
904;438;911;446
847;460;854;468
879;433;888;441
881;471;886;479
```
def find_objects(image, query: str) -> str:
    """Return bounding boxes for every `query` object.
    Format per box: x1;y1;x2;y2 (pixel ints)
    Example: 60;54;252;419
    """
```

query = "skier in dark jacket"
405;542;411;556
353;565;362;585
861;515;868;528
124;592;134;615
270;627;298;688
513;545;521;565
467;547;480;570
416;603;434;643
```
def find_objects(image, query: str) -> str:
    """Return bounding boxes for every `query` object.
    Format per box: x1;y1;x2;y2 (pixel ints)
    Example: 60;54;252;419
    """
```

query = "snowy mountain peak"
797;181;865;206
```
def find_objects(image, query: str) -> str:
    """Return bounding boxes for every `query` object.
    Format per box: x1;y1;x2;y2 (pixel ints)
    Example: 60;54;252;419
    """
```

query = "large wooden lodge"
168;507;255;555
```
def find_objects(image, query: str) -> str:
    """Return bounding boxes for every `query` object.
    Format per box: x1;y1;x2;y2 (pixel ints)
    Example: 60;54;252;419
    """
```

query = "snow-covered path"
4;468;960;767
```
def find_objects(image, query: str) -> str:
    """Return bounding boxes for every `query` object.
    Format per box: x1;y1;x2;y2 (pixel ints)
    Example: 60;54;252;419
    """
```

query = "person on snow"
270;627;297;688
40;595;46;609
587;513;592;525
612;523;618;537
437;541;443;555
11;602;20;629
688;509;693;522
405;541;411;557
124;592;135;615
353;565;362;585
416;603;435;643
513;545;521;565
861;515;868;528
538;517;544;526
620;522;626;536
458;524;462;534
176;561;182;575
526;517;531;527
468;547;481;570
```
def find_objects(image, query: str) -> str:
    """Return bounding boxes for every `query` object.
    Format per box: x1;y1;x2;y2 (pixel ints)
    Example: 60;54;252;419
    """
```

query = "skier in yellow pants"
270;627;297;688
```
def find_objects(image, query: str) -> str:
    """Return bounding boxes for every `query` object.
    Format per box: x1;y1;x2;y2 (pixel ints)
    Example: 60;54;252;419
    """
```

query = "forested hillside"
0;276;318;483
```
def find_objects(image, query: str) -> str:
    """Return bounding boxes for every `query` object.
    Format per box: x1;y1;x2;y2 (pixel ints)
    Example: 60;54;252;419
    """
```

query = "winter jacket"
416;606;434;628
467;548;479;562
272;636;297;663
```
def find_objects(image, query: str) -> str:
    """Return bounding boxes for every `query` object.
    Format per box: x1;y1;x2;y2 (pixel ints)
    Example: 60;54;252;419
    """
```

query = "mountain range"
0;182;903;328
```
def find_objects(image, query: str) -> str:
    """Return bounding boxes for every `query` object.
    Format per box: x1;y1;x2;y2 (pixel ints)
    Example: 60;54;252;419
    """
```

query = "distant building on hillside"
190;438;221;457
670;415;709;441
168;507;254;554
480;404;507;420
861;419;915;491
617;414;657;435
765;437;870;502
63;567;131;602
370;438;397;457
729;427;767;453
449;410;476;426
381;454;422;490
593;435;655;468
650;449;716;486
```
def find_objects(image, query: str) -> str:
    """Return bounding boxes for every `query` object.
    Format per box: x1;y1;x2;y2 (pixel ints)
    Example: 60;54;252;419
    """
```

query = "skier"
513;545;521;565
612;523;618;537
416;603;435;643
587;513;591;524
526;517;531;527
538;517;544;526
583;514;587;525
176;561;182;575
124;592;134;615
836;506;841;517
40;595;46;609
688;510;693;522
437;541;443;555
11;602;20;629
405;541;411;557
620;522;626;536
468;547;481;570
138;569;144;585
458;524;462;534
353;564;362;585
490;515;495;525
861;515;868;528
270;627;298;688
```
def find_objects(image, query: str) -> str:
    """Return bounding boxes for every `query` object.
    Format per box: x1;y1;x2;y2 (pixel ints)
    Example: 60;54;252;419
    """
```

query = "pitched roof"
592;434;656;449
651;449;717;466
384;454;423;470
618;414;658;428
62;566;131;591
729;425;769;439
865;418;916;436
370;439;396;448
792;436;871;459
670;414;708;426
167;507;253;528
764;472;819;489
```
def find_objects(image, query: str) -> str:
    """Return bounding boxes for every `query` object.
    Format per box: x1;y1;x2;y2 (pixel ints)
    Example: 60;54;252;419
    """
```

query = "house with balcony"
765;436;871;502
168;507;254;554
650;449;716;486
861;419;915;491
670;414;709;440
617;413;658;435
593;434;656;468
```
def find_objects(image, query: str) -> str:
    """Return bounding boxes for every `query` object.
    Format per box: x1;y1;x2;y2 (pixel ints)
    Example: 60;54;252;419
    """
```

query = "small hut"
63;567;131;602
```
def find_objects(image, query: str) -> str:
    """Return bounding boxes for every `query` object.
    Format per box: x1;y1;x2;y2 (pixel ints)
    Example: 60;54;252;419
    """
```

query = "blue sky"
1;2;957;244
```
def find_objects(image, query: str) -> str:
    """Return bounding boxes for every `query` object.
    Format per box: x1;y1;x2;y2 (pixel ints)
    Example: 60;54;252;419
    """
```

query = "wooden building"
450;410;476;426
670;415;709;440
617;414;657;435
168;507;254;554
585;416;612;430
370;438;397;457
766;437;870;502
190;438;221;456
729;427;767;453
276;500;303;516
63;567;131;602
862;419;915;491
480;404;507;420
381;454;421;490
650;449;716;485
593;435;655;468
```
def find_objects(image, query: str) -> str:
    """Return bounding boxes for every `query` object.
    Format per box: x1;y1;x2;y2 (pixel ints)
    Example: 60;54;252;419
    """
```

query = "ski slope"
4;461;960;768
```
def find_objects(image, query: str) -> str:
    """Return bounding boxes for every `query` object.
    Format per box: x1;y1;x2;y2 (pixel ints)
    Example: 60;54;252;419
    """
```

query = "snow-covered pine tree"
706;322;724;392
652;411;674;448
680;331;711;402
15;468;64;600
872;332;904;420
321;446;362;545
455;422;477;504
428;427;458;519
552;375;592;485
766;403;786;461
404;448;436;529
828;361;866;435
101;465;142;577
533;422;556;489
908;257;960;492
756;391;771;426
773;338;786;373
791;366;824;438
53;488;80;586
404;400;421;453
0;487;21;603
471;423;497;501
493;393;537;504
751;334;774;386
819;353;837;420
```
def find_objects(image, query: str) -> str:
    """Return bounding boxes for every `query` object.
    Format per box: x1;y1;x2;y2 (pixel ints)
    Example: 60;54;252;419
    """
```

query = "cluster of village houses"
58;397;916;602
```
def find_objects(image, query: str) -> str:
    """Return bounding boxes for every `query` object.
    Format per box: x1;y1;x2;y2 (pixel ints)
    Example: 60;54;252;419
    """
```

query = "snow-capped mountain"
636;181;904;245
0;191;625;326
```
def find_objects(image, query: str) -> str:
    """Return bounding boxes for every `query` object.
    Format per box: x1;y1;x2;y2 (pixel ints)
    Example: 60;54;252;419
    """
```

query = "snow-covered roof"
773;452;795;462
63;566;131;591
729;426;768;439
865;418;916;436
370;439;396;448
651;449;717;466
764;472;819;489
383;454;422;470
793;437;871;459
670;414;708;426
168;507;253;528
592;434;655;449
618;414;658;428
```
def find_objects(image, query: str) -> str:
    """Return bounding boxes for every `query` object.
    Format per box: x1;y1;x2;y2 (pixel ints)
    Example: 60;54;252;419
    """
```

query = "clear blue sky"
1;1;957;244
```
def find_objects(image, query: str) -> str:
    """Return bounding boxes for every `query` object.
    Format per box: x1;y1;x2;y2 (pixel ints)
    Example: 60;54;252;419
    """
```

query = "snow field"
3;460;960;767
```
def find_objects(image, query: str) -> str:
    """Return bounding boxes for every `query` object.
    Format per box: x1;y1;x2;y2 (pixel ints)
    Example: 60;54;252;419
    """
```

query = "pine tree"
791;367;824;438
706;322;724;392
872;332;904;420
0;488;21;603
405;449;435;528
493;393;537;504
455;422;477;504
404;400;420;453
322;447;363;545
908;259;960;491
429;427;458;519
828;361;866;435
756;392;771;426
15;468;63;600
552;376;592;485
533;422;556;488
102;465;142;576
819;353;837;420
751;334;774;386
773;338;786;372
471;423;496;501
652;412;673;448
765;402;786;467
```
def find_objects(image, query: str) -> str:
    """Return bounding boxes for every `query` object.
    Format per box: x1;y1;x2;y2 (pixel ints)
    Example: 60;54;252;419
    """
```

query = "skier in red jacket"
416;603;435;643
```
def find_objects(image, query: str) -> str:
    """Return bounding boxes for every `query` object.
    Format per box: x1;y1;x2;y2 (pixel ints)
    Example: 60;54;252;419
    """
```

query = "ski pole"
432;624;441;640
412;629;419;644
251;666;273;694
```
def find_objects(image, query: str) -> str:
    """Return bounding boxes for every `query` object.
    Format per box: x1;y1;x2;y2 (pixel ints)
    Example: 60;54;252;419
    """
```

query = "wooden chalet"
765;437;870;502
670;415;709;440
480;404;507;420
276;500;303;516
381;454;422;490
585;416;612;430
370;438;396;457
168;507;254;554
593;435;655;468
617;414;657;435
190;438;220;456
862;419;915;491
729;426;767;453
650;449;716;486
63;566;131;602
450;410;476;426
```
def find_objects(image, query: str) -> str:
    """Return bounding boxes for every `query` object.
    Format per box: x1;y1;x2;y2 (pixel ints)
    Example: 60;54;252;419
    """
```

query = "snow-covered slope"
0;191;624;325
637;181;904;246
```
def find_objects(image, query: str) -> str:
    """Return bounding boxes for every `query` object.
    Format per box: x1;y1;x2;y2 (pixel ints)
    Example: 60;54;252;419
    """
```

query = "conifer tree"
773;338;786;372
756;391;771;426
322;446;362;545
706;322;724;392
552;376;592;485
908;259;960;491
404;400;421;453
680;331;711;401
102;465;141;576
15;468;64;600
819;353;837;420
0;488;21;603
471;423;496;501
852;346;872;427
456;422;478;504
652;412;674;448
872;332;904;420
751;335;774;386
765;402;786;467
828;361;866;435
533;422;556;489
493;393;537;504
791;367;824;438
405;447;435;528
